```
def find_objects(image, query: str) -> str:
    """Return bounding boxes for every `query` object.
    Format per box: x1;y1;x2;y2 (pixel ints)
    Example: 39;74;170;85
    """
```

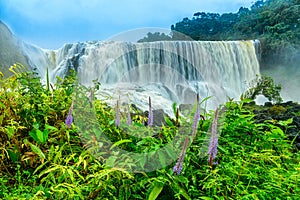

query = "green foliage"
171;0;300;67
269;105;287;115
138;32;172;42
243;75;283;103
0;66;299;199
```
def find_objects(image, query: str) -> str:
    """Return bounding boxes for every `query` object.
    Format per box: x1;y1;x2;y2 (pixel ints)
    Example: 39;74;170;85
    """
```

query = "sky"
0;0;255;49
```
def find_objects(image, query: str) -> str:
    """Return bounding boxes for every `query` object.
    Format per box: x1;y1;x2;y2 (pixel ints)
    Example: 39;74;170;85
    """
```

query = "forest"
138;0;300;68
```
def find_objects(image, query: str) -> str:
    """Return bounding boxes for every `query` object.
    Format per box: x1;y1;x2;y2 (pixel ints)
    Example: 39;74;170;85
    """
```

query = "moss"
269;105;287;115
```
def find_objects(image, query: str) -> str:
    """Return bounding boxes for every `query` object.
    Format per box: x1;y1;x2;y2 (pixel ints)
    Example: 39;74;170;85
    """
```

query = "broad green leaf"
148;182;164;200
158;151;167;167
42;129;49;144
36;129;44;144
285;118;293;125
29;142;45;160
29;130;38;143
165;145;177;160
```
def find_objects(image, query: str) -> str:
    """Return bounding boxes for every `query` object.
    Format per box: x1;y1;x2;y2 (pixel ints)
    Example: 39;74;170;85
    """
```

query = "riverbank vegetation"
0;66;299;199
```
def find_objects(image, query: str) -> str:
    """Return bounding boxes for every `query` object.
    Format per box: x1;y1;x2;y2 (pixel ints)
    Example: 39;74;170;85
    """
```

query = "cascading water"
28;40;260;115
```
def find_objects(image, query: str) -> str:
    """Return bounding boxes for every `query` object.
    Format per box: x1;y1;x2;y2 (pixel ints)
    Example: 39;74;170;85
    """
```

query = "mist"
261;64;300;103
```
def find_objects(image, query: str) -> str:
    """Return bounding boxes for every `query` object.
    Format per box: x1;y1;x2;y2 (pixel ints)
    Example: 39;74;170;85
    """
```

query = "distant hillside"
171;0;300;68
0;20;30;76
139;0;300;68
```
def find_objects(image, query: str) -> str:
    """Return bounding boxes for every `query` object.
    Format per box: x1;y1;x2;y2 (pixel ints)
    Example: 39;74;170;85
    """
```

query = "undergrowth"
0;64;299;199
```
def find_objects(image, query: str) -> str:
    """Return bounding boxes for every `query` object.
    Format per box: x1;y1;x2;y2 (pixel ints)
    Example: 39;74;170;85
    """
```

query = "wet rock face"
144;109;167;126
253;101;300;150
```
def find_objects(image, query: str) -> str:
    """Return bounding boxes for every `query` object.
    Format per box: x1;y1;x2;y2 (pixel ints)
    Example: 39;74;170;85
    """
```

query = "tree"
137;32;172;42
243;75;283;103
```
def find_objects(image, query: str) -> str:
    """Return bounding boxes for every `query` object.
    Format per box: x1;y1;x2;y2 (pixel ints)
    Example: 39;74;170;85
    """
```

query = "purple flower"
207;108;219;165
172;156;184;175
173;94;201;175
115;100;120;127
65;100;74;128
148;96;153;126
173;137;189;175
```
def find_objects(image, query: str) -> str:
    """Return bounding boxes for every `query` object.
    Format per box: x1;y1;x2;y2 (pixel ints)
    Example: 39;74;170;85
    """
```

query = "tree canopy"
137;32;172;43
171;0;300;67
139;0;299;68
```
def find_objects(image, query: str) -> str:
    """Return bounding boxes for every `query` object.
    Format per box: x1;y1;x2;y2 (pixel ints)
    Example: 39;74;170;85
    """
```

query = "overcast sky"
0;0;254;49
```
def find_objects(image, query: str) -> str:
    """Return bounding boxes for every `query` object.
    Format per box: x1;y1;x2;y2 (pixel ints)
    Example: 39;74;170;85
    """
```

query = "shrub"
243;75;283;103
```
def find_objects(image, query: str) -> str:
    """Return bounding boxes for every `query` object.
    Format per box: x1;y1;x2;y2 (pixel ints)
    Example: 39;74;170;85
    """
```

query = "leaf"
271;127;284;138
39;165;61;178
67;169;75;182
29;129;38;143
285;118;293;125
8;149;19;162
33;161;49;175
45;124;58;131
178;186;191;200
199;197;214;200
110;139;132;150
36;129;44;144
42;129;49;144
164;116;174;126
139;156;147;168
278;118;293;126
217;145;226;154
158;151;167;167
148;182;164;200
33;123;40;130
200;96;212;106
5;126;14;140
165;145;177;160
0;101;6;109
29;142;45;160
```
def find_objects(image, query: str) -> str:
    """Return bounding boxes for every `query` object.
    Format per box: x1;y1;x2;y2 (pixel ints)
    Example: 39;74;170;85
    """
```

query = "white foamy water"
22;40;260;114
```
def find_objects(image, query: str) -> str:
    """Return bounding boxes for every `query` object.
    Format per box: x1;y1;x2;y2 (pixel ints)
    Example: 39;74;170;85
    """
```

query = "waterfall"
30;40;260;115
